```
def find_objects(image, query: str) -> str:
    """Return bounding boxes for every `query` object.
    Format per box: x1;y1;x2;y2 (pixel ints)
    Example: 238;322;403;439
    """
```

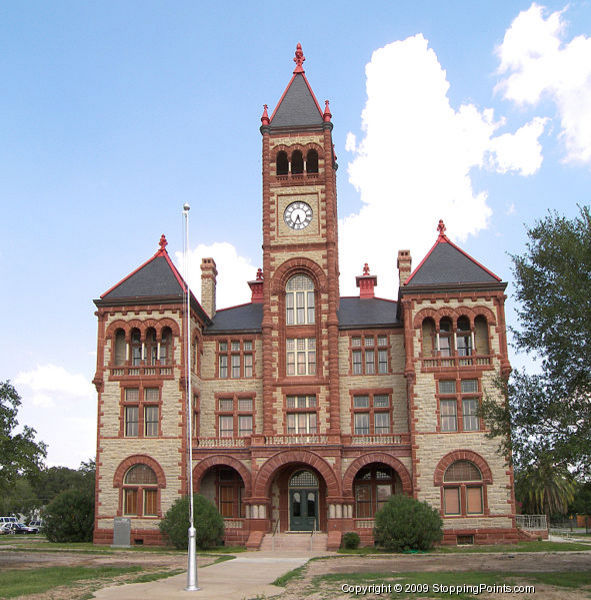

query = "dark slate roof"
405;240;501;287
270;73;324;129
102;255;184;300
338;297;399;328
207;303;263;333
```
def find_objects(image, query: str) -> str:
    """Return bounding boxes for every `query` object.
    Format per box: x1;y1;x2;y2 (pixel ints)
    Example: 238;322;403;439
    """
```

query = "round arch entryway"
342;453;412;497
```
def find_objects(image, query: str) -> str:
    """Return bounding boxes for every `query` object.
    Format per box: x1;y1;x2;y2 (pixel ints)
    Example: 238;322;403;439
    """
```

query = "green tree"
482;207;591;477
0;478;39;519
31;459;96;506
159;494;224;549
515;459;576;518
0;381;47;494
42;488;94;542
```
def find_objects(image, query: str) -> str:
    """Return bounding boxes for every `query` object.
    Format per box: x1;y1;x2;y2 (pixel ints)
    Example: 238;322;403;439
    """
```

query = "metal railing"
515;514;548;531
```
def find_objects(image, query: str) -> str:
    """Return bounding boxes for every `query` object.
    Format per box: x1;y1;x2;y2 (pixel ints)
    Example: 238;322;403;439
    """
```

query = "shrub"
342;532;360;549
374;494;443;552
159;494;224;550
42;489;94;542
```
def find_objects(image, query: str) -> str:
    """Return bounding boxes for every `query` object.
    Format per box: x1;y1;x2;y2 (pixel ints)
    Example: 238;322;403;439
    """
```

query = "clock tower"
259;44;341;437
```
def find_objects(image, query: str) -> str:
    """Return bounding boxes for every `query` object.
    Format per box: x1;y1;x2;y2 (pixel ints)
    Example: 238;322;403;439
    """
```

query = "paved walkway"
92;551;332;600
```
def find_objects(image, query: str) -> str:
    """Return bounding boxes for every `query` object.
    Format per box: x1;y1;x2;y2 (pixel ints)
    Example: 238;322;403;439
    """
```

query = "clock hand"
295;214;301;223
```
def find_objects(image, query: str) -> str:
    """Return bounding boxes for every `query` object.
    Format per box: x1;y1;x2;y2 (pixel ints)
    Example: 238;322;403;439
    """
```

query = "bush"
342;532;360;549
159;494;224;550
374;494;442;552
42;489;94;542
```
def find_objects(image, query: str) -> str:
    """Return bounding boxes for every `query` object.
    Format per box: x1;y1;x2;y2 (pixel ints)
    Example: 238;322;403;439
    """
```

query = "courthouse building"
92;45;518;548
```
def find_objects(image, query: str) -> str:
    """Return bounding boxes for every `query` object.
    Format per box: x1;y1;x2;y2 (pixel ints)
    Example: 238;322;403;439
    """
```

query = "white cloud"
175;242;257;311
489;116;548;175
496;3;591;165
15;364;94;408
340;34;544;296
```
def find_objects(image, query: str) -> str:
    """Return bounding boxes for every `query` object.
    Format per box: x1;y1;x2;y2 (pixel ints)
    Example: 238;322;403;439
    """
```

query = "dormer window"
286;274;315;325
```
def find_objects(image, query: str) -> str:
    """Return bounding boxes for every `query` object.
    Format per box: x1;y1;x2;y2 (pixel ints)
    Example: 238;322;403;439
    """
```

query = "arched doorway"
199;466;246;519
353;463;403;518
289;470;319;531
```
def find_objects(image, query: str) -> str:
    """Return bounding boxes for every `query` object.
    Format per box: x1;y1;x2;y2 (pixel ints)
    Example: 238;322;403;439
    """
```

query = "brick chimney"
397;250;412;287
248;268;264;303
200;257;217;318
356;263;377;299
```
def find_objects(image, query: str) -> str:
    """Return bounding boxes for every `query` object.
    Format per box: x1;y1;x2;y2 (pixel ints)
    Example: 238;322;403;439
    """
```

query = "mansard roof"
404;221;503;289
268;44;324;131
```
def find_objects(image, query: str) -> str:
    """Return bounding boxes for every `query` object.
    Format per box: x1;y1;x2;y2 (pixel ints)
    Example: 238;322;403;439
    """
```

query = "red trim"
269;73;324;124
404;235;501;286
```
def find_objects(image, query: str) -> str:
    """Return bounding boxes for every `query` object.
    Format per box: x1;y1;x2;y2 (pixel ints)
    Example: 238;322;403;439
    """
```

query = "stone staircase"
259;531;328;552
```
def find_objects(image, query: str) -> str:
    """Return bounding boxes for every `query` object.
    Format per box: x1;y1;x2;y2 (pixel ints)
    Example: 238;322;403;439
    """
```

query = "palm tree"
515;458;576;518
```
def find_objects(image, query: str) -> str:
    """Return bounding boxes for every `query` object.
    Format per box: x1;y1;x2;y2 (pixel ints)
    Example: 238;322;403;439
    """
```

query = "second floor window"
438;379;480;432
124;387;160;437
286;395;317;434
352;393;391;435
217;396;254;437
351;335;389;375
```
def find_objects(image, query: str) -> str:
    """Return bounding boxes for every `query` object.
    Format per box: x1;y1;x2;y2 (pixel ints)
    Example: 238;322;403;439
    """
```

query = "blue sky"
2;1;590;467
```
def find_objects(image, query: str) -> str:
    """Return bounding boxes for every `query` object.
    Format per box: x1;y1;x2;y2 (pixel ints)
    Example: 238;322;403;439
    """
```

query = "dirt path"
278;552;591;600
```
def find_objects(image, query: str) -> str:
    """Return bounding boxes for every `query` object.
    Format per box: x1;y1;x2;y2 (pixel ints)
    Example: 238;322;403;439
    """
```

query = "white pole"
183;203;199;592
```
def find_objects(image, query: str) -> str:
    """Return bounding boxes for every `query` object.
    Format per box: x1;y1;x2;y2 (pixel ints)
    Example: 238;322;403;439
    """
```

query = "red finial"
256;267;263;280
323;99;332;122
261;104;269;126
362;263;370;276
293;43;306;73
437;219;446;238
159;234;168;252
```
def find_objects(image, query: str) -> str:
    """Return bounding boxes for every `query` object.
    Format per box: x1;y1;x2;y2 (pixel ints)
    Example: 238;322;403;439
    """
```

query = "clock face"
284;201;313;230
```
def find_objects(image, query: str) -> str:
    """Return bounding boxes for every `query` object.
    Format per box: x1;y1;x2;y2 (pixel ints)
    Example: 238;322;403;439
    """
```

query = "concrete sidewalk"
92;551;331;600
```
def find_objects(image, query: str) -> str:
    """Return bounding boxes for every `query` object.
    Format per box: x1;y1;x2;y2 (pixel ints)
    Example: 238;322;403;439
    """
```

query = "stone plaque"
112;517;131;547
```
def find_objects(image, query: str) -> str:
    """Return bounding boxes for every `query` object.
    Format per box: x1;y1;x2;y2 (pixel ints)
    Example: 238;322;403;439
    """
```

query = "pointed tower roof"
404;220;503;288
269;43;325;130
95;235;210;321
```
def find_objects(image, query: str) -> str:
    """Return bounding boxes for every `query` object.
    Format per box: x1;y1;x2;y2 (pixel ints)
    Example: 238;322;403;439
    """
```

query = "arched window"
291;150;304;174
160;327;172;365
306;149;318;173
145;328;157;365
124;464;158;516
421;318;435;357
276;151;288;175
474;316;489;355
456;316;472;356
354;465;402;518
130;328;142;366
438;318;452;356
443;460;483;516
114;329;126;366
286;274;315;325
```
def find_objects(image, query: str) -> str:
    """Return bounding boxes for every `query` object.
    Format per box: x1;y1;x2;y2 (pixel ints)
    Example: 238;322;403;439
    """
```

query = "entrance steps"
259;531;328;552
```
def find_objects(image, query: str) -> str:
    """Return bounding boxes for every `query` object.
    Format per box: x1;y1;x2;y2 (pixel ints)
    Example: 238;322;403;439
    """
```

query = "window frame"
122;464;160;518
216;338;255;379
353;465;401;518
349;334;390;375
351;390;392;436
436;377;482;433
285;394;318;434
122;386;162;438
286;337;316;376
215;394;255;438
441;460;485;517
285;275;316;326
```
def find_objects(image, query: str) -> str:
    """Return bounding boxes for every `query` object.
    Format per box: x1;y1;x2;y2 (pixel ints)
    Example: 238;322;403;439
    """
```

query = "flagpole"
183;202;199;592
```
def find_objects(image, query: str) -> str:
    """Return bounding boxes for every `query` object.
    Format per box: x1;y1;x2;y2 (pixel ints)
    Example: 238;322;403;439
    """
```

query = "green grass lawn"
337;539;591;554
0;565;143;599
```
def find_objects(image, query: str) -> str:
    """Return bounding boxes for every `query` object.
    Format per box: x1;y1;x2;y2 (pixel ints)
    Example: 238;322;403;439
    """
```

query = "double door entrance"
288;470;319;531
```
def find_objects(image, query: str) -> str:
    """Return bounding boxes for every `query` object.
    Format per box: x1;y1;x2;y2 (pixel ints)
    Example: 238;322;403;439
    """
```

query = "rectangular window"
125;406;139;437
378;350;388;373
244;353;253;378
238;398;252;411
461;379;478;393
439;380;456;394
354;412;370;435
144;489;157;516
219;355;228;378
466;486;483;514
355;485;372;518
231;354;240;378
124;489;138;515
219;485;235;517
444;487;460;515
287;395;316;408
286;338;316;375
144;406;159;437
373;394;389;408
219;415;233;437
353;395;370;408
286;293;294;325
287;412;317;434
352;350;362;374
351;334;389;374
238;415;253;436
462;398;479;431
219;398;233;411
376;484;391;511
365;350;375;374
144;388;159;402
231;340;240;352
353;392;392;435
374;412;390;434
440;399;457;432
